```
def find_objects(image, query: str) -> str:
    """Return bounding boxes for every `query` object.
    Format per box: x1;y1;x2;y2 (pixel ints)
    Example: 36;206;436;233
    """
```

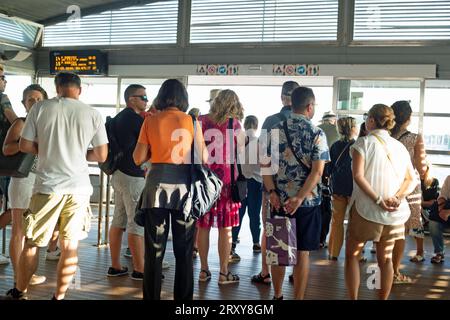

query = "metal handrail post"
97;171;104;246
104;174;111;245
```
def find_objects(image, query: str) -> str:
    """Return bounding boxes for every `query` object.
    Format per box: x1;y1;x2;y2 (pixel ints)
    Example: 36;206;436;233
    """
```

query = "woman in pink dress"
197;89;245;285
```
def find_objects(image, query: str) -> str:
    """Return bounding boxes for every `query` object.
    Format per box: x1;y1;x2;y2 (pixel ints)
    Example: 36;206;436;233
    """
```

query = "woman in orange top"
133;79;207;300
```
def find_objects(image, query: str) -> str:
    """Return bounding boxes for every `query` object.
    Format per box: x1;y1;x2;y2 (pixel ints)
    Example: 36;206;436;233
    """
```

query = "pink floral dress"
196;115;241;228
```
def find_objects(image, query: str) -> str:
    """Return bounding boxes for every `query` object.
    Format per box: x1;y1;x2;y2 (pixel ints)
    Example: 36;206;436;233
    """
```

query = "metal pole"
2;192;8;254
97;171;104;246
2;227;5;255
104;174;111;245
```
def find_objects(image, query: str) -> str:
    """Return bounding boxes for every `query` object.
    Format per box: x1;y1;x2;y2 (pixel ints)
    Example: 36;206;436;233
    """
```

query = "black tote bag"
0;151;36;178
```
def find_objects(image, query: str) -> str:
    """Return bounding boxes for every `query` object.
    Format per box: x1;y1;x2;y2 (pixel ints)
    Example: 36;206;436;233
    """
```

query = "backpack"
99;116;123;175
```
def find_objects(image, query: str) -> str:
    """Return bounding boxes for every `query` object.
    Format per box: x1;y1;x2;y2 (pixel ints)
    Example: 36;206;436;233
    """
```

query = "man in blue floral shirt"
263;86;330;300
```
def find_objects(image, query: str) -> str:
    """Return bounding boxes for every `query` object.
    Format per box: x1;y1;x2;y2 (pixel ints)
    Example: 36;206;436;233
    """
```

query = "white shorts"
8;173;36;209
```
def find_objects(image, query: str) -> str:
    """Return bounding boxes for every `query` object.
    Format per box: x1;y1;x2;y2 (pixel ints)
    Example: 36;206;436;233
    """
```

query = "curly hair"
391;100;412;136
368;104;396;131
209;89;244;125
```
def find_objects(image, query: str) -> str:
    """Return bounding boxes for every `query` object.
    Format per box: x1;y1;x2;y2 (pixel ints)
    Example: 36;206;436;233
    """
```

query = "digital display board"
49;50;108;75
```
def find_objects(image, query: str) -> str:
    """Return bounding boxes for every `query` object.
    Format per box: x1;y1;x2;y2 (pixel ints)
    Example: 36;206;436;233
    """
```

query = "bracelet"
375;196;383;205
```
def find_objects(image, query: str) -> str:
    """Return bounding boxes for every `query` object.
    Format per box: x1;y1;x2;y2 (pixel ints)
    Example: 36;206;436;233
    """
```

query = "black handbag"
188;116;223;220
0;151;36;178
228;118;247;203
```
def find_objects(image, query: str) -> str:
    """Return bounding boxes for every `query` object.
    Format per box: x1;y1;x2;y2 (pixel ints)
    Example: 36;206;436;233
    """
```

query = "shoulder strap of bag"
371;133;399;180
333;141;352;170
190;115;196;185
282;120;310;172
228;118;237;185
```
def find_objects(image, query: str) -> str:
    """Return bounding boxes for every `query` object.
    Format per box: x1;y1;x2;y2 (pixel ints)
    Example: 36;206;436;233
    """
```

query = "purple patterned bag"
265;212;297;266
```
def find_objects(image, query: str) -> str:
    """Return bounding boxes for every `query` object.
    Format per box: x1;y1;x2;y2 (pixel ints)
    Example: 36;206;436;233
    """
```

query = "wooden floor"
0;207;449;300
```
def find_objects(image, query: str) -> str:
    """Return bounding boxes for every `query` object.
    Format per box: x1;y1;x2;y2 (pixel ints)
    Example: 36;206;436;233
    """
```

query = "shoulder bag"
228;118;247;203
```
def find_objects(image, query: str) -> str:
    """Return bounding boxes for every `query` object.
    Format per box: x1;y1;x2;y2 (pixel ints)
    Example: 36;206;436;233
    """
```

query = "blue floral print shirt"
268;113;330;207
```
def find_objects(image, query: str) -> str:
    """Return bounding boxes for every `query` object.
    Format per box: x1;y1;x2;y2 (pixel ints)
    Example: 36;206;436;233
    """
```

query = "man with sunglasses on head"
0;65;18;266
107;84;148;281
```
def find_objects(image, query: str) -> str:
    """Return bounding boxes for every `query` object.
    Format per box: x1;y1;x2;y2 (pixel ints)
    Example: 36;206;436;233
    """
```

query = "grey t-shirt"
22;97;108;196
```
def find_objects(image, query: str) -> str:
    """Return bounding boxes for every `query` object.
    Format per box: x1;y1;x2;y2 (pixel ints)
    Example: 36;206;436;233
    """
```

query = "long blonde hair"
209;89;244;125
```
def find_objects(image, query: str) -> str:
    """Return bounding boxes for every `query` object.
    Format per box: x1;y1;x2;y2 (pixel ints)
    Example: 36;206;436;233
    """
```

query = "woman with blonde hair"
196;89;245;284
345;104;417;300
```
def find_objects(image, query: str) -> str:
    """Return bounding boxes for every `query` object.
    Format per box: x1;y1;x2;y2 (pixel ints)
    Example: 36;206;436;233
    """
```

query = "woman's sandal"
198;269;211;282
218;271;240;285
251;272;271;285
393;273;412;284
409;255;425;263
431;254;445;264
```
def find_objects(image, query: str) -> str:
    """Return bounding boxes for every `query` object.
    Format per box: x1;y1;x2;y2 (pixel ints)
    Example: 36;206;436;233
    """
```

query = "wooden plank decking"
0;208;449;300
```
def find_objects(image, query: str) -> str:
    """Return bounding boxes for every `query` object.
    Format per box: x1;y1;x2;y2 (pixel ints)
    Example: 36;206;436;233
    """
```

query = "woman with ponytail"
390;101;428;281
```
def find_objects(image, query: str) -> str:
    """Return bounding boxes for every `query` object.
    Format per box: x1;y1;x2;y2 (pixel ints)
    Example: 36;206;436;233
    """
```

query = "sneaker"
162;261;170;270
252;244;262;253
0;254;10;265
123;247;132;258
46;247;61;261
107;266;128;277
29;274;46;285
229;250;241;263
4;288;26;300
130;270;144;280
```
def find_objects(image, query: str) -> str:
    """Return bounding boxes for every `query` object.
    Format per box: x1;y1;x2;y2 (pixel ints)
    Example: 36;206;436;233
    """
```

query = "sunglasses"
131;95;148;102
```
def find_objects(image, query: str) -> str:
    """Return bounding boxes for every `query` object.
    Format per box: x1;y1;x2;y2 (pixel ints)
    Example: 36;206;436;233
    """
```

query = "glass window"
0;15;41;48
43;1;178;46
427;154;450;187
337;80;421;112
425;80;450;114
423;117;450;152
354;0;450;41
187;84;333;134
3;74;33;117
38;76;119;122
119;78;169;107
190;0;339;43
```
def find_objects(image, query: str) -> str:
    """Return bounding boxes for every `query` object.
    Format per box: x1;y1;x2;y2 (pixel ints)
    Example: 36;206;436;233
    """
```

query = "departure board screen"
49;50;108;75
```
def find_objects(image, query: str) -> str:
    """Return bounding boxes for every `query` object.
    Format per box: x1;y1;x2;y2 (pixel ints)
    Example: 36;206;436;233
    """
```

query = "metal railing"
96;171;112;247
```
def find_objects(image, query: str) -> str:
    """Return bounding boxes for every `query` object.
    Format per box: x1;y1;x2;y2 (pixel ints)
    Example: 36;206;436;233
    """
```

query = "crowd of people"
0;64;449;301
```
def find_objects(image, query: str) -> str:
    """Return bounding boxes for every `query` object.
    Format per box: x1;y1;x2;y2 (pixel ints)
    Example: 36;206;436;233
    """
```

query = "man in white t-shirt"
5;72;108;300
